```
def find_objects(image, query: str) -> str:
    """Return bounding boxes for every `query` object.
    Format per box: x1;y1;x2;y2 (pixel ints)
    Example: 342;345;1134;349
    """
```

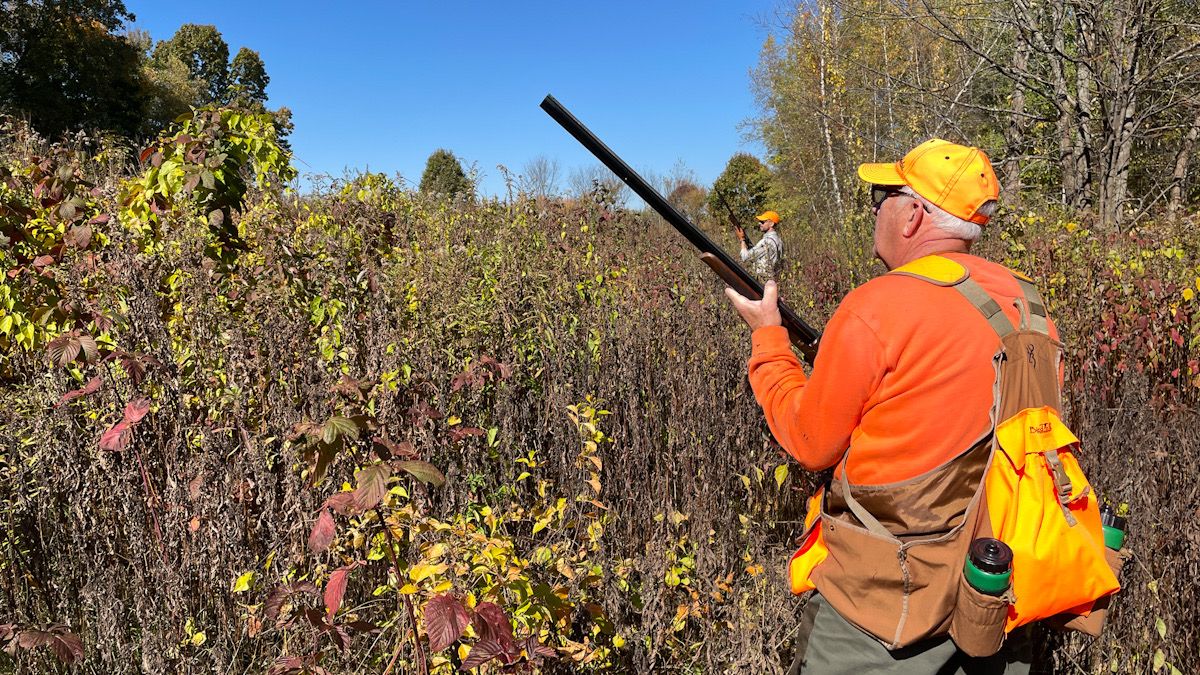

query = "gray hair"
899;187;995;242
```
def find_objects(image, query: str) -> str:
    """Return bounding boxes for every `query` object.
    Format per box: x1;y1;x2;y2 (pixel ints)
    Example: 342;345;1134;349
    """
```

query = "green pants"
788;594;1033;675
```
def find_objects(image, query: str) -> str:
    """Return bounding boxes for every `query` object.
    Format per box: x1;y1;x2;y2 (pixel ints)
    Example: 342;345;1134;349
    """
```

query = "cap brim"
857;162;904;186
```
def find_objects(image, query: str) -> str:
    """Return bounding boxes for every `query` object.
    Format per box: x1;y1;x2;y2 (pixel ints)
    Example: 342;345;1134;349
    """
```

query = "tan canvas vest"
806;257;1014;649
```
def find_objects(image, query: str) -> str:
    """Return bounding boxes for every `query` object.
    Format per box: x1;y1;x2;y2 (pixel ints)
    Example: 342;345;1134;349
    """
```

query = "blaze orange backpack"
958;268;1121;631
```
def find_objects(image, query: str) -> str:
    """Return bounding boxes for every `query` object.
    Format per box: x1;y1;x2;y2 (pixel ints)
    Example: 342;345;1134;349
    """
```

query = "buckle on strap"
1044;449;1079;526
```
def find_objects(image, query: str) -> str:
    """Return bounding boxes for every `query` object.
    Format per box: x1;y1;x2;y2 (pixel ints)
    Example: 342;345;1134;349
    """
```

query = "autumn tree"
0;0;145;137
707;153;771;229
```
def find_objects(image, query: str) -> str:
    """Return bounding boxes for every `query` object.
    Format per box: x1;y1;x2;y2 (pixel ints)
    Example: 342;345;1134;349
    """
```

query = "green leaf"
1156;617;1167;639
1152;649;1165;672
774;464;789;488
395;460;446;487
323;415;360;444
487;426;499;447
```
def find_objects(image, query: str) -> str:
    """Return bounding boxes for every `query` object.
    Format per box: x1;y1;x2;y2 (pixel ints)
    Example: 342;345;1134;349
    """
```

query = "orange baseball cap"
756;210;780;224
857;139;999;225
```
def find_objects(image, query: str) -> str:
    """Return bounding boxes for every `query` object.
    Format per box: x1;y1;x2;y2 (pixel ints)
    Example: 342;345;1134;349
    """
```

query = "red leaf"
63;224;92;249
265;581;320;623
324;561;361;620
49;632;83;663
56;375;101;407
99;420;132;452
352;463;391;511
16;629;52;650
449;426;485;442
88;213;110;225
138;146;155;163
471;602;516;656
46;333;81;367
323;492;357;515
308;508;336;553
373;436;417;459
123;398;150;424
424;594;470;652
460;638;506;671
32;254;54;270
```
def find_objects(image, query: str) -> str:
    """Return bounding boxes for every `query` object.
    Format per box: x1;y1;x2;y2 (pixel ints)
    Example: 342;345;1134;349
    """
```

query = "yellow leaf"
190;631;206;647
774;464;789;488
613;634;626;648
409;562;448;582
398;583;419;594
433;579;453;593
517;471;531;482
447;415;461;426
231;571;254;593
737;474;751;491
1184;288;1195;302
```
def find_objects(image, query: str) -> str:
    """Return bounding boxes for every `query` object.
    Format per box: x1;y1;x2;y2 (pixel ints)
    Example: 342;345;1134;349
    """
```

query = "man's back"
747;251;1059;485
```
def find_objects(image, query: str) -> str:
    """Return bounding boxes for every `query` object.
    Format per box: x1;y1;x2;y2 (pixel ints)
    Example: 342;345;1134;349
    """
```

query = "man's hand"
735;225;746;242
724;280;782;331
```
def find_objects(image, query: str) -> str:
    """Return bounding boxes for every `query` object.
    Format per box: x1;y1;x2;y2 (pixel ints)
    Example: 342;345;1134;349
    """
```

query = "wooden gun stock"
700;253;818;362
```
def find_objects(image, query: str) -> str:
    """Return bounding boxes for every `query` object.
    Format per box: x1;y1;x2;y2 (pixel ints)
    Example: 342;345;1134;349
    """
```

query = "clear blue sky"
124;1;784;198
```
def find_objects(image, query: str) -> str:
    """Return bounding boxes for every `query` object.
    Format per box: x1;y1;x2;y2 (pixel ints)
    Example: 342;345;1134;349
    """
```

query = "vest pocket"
950;571;1010;657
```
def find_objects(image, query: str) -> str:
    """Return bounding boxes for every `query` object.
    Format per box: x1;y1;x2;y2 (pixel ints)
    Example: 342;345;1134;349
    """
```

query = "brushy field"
0;111;1197;675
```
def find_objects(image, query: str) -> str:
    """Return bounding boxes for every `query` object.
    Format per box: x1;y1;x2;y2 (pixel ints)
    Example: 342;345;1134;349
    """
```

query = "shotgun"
715;188;753;246
540;94;820;361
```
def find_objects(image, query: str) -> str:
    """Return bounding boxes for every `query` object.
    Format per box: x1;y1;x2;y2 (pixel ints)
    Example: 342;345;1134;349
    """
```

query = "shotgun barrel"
540;94;820;360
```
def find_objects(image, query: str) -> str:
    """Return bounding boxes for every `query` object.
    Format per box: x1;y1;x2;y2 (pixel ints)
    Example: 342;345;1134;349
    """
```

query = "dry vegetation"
0;109;1197;675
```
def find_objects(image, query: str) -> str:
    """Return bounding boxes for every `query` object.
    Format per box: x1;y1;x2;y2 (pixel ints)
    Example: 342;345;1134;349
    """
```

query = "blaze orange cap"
756;210;780;224
857;139;999;225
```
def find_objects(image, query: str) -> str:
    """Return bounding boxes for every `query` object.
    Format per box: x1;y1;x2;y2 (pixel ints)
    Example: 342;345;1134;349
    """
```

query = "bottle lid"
1100;504;1127;532
969;538;1013;574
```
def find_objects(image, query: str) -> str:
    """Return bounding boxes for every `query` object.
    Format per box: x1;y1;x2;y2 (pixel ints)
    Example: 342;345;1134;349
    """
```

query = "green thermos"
965;538;1013;596
1100;504;1127;550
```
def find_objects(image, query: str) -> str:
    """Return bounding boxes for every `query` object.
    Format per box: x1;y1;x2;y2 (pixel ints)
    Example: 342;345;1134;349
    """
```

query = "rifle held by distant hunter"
540;94;820;361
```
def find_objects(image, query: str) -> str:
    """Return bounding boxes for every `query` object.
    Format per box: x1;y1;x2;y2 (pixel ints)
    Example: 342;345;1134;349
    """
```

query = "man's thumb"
763;280;778;305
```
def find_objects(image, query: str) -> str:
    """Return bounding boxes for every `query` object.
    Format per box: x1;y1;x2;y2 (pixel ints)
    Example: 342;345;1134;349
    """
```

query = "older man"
725;139;1038;673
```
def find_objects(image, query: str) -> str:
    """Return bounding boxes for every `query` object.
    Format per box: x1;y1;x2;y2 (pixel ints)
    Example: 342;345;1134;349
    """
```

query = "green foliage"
119;106;296;256
0;0;144;138
151;24;231;105
228;48;269;105
707;153;771;227
419;149;473;199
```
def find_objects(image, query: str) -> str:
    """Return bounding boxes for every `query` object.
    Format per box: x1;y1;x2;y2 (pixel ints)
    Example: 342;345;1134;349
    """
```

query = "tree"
151;24;230;105
0;0;145;137
419;149;473;198
228;48;269;105
519;155;561;198
707;153;771;228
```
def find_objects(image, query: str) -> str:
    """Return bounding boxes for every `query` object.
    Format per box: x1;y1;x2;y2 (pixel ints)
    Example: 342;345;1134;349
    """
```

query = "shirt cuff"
751;325;792;355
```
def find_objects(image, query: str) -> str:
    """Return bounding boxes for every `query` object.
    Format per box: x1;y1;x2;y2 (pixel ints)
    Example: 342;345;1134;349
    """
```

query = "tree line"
752;0;1200;230
0;0;283;140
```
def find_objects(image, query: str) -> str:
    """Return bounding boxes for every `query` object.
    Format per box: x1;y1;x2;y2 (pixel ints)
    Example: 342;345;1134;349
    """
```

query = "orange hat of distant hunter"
756;210;780;224
857;139;999;225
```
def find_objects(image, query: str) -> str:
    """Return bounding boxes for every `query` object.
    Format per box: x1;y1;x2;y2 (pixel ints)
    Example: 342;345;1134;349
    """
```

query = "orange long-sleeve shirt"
748;252;1059;486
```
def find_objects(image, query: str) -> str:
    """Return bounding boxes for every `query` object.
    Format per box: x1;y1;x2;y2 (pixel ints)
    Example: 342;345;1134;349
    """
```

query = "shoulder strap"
954;277;1016;338
1012;276;1050;335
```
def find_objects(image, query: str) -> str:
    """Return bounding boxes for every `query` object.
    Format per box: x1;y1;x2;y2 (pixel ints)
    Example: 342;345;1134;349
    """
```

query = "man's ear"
902;200;925;238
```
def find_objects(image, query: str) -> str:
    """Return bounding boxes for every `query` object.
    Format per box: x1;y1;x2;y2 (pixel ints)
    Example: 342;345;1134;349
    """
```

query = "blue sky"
125;1;784;197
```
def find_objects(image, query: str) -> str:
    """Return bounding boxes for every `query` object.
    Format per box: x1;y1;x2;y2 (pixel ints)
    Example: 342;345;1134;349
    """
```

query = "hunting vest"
785;255;1121;654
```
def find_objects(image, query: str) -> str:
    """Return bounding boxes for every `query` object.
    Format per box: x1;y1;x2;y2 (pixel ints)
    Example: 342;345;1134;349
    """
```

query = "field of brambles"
0;108;1197;675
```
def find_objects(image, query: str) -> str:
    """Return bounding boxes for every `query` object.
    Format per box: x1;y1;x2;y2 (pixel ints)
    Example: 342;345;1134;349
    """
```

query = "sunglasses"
870;185;904;210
